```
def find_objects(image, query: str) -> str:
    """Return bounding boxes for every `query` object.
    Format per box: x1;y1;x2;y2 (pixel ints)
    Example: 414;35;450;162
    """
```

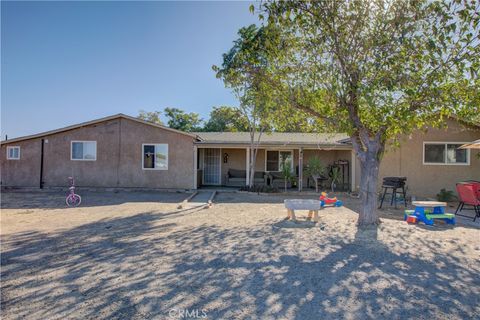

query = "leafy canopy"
138;110;163;125
163;107;203;132
203;106;249;132
257;0;479;152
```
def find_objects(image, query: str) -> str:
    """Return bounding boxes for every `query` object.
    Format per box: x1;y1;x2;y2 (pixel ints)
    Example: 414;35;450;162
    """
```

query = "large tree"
163;107;203;132
138;110;163;125
253;0;479;225
203;106;249;132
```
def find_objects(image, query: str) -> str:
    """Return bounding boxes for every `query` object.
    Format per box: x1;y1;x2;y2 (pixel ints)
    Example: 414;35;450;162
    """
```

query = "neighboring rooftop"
194;132;350;146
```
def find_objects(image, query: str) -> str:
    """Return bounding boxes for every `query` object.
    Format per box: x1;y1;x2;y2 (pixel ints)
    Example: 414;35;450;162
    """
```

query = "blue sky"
1;1;258;138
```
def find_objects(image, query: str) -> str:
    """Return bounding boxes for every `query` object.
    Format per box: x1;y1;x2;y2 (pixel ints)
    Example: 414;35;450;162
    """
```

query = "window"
266;150;279;171
143;144;168;170
6;146;20;160
71;141;97;160
423;142;469;165
265;150;293;171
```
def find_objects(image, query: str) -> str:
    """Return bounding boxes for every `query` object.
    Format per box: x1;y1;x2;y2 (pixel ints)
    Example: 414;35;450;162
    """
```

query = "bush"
436;188;456;202
240;185;279;193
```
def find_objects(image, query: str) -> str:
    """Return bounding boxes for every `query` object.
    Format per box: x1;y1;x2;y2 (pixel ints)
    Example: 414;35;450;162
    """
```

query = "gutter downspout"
40;139;45;189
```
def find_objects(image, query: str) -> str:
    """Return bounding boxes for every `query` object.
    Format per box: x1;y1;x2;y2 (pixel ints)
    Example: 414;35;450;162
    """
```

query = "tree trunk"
248;130;262;188
357;152;381;225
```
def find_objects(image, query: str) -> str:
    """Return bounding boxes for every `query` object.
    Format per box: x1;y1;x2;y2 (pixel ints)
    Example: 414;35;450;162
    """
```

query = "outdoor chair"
455;182;480;222
224;169;267;187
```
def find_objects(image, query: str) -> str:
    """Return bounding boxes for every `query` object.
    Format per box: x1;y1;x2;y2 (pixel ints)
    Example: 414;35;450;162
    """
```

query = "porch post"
351;150;356;192
246;147;250;186
193;145;198;189
298;148;303;191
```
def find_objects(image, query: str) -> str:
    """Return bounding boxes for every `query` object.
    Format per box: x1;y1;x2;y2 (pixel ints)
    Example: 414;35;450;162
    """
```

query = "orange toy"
406;216;418;224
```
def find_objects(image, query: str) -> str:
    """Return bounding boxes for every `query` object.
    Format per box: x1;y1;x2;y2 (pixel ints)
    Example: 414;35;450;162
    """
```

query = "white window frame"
422;141;470;166
264;149;294;172
71;141;97;161
6;146;20;160
142;143;169;170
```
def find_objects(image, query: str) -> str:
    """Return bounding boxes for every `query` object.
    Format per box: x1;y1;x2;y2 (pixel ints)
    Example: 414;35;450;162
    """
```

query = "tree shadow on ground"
0;190;190;209
2;206;479;319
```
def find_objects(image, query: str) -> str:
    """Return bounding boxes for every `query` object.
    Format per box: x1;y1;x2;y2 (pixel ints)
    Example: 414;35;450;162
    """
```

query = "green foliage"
213;24;287;133
329;167;341;193
247;0;480;224
163;107;202;132
137;110;163;125
305;157;325;179
203;106;249;132
281;159;295;191
259;0;480;144
436;188;456;202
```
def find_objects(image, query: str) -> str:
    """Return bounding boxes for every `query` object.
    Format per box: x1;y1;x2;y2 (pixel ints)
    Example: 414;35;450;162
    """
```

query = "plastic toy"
319;192;343;207
406;216;417;224
404;205;455;226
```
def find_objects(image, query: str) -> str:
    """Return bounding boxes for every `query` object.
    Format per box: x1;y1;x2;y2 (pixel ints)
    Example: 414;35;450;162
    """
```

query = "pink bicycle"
66;177;81;207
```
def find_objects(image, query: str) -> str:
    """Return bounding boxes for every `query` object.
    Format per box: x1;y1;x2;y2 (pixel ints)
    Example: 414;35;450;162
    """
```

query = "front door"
203;148;221;185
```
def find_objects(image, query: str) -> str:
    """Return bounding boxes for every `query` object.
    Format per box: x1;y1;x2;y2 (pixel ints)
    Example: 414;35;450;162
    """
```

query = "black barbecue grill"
379;177;407;209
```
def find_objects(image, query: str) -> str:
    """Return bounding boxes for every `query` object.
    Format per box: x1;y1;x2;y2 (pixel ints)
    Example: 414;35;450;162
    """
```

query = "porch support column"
193;145;198;190
351;150;356;192
246;147;250;186
298;148;303;192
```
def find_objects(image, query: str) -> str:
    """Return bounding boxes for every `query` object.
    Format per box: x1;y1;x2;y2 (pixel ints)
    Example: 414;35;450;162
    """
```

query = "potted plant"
329;166;341;192
281;159;295;192
305;157;325;192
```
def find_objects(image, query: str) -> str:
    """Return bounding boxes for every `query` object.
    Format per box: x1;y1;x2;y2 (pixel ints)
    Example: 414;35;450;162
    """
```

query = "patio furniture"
224;169;267;187
409;201;455;225
268;172;294;189
284;199;322;222
455;182;480;222
378;177;407;209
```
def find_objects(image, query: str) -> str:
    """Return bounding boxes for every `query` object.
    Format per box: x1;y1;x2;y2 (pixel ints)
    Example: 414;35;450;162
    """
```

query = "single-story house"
1;114;479;197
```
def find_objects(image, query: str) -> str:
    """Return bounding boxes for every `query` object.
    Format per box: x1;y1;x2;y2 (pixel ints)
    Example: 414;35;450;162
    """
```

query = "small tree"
329;167;341;193
305;157;325;193
281;158;294;192
213;25;277;187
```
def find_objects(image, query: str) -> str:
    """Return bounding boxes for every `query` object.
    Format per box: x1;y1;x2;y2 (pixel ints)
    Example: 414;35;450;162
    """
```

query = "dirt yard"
1;190;479;319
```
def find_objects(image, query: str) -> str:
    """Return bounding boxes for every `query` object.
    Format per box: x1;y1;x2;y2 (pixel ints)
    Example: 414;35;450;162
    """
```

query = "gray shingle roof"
194;132;350;146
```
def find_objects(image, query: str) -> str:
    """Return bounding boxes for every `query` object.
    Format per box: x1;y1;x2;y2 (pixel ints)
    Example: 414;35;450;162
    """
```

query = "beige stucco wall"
1;118;196;189
0;138;42;187
379;119;480;198
353;121;480;197
116;119;195;189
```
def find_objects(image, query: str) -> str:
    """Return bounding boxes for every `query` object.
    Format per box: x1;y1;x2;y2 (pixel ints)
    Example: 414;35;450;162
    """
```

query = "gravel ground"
1;190;479;320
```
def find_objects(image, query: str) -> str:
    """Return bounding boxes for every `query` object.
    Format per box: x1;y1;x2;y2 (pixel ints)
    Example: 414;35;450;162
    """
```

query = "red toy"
406;216;418;224
319;192;343;207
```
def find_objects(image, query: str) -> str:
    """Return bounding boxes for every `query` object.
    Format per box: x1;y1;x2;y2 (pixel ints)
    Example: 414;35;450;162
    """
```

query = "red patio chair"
455;182;480;222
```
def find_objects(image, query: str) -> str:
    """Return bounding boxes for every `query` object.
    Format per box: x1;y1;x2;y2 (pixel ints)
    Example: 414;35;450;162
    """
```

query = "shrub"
436;188;456;202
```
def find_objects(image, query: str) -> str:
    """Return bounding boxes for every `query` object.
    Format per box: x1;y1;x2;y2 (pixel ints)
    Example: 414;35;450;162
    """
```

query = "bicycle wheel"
66;194;82;207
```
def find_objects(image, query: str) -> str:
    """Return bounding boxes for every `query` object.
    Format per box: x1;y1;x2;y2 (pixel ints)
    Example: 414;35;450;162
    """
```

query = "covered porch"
194;145;356;192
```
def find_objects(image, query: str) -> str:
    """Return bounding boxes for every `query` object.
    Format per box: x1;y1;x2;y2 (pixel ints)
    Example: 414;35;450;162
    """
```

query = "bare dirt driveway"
1;190;479;320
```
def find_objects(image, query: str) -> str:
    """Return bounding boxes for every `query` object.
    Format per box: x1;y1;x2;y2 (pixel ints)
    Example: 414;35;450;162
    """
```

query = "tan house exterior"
376;118;480;197
1;114;198;189
1;114;479;198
